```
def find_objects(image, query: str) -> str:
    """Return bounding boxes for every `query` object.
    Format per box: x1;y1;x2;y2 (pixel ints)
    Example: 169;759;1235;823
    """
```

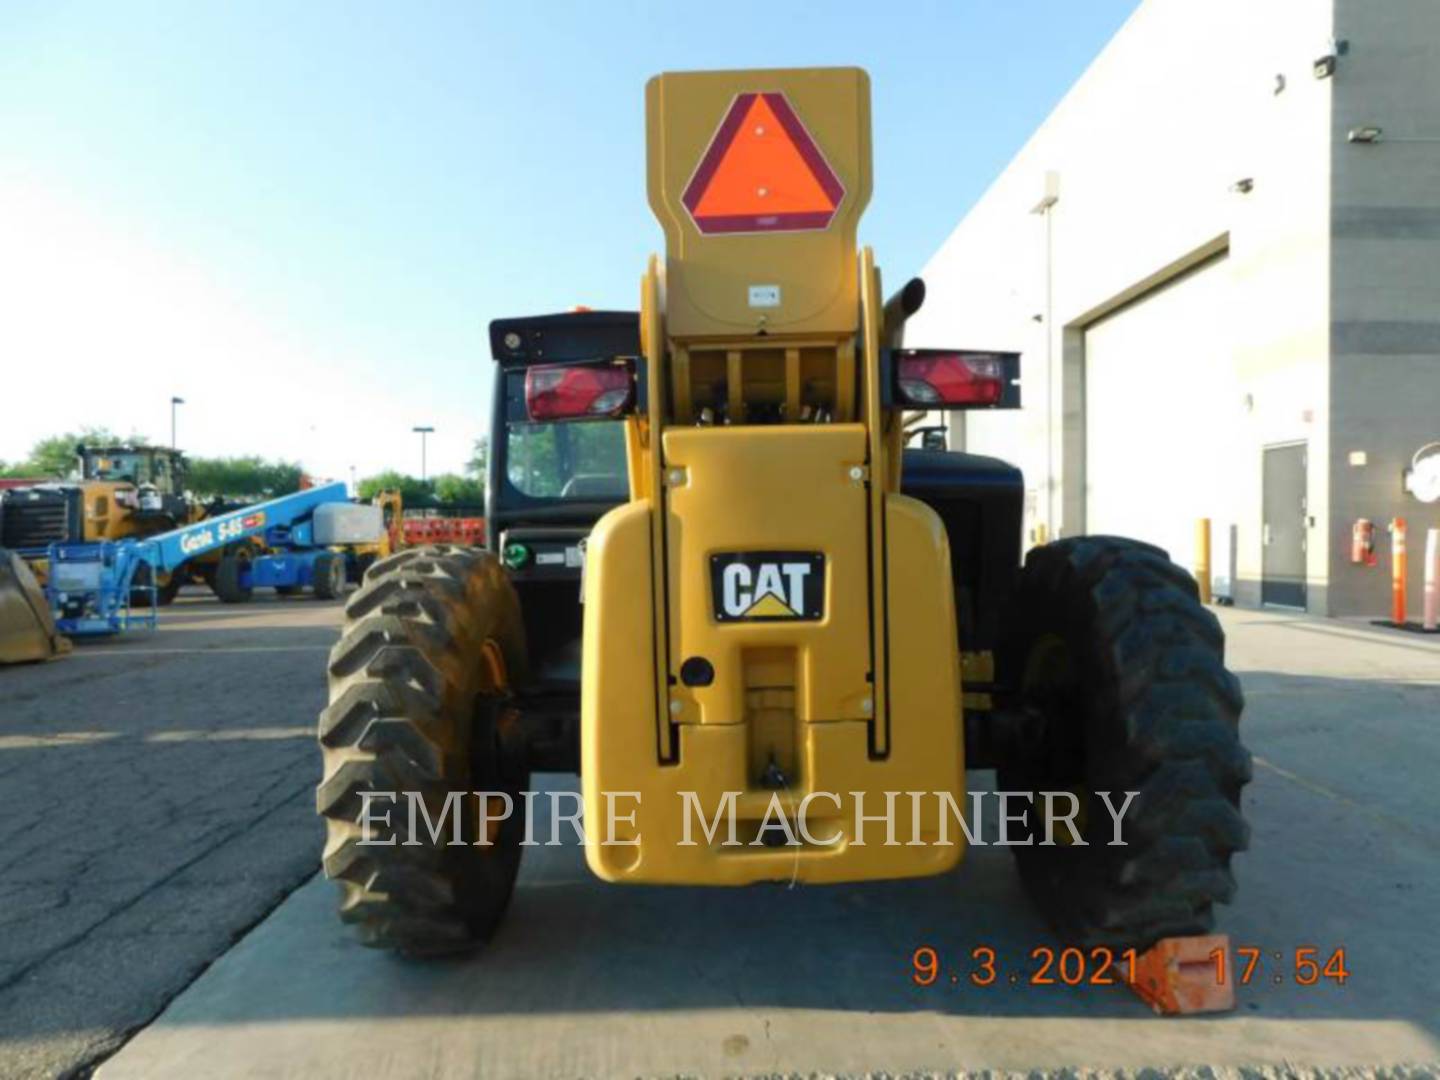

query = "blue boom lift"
45;481;366;636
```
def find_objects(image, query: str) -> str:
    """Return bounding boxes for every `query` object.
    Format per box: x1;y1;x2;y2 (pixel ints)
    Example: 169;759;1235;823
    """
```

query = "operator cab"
77;445;190;526
486;311;641;760
78;445;185;491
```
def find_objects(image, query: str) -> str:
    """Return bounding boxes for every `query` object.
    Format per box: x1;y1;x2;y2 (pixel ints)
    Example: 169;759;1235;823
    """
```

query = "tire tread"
316;544;526;955
1002;536;1251;948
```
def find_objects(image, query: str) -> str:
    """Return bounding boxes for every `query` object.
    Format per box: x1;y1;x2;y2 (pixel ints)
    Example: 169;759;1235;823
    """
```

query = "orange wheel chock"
1123;934;1236;1015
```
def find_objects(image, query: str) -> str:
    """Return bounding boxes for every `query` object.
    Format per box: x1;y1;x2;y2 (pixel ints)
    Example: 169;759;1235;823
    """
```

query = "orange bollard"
1194;518;1212;604
1391;517;1408;626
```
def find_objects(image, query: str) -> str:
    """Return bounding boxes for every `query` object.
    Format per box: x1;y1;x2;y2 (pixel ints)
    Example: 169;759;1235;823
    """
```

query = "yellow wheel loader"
317;67;1249;955
0;444;197;604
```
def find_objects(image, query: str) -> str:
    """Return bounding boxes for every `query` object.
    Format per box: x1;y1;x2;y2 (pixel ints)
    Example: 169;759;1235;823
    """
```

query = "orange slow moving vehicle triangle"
683;92;845;234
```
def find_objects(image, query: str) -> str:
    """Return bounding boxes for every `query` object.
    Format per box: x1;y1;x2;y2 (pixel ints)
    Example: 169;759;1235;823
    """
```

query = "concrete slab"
99;608;1440;1078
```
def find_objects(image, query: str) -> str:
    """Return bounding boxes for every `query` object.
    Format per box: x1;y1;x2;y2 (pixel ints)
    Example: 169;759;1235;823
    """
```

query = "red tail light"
894;350;1020;409
525;361;635;421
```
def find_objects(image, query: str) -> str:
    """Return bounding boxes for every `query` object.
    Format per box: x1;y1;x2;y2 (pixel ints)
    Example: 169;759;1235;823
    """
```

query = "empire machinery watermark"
354;789;1140;848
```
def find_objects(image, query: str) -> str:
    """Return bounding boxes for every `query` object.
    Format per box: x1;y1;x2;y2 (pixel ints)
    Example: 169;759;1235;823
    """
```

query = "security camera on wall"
1314;37;1347;79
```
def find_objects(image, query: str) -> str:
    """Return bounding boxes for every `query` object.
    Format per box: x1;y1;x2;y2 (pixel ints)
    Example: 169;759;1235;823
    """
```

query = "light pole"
170;396;185;449
412;426;435;482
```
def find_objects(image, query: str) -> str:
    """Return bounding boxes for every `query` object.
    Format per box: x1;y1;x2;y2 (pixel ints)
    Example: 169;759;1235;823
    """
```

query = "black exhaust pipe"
882;277;926;347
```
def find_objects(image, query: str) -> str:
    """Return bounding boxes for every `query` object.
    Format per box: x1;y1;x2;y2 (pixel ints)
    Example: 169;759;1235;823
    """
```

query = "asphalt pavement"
0;594;337;1079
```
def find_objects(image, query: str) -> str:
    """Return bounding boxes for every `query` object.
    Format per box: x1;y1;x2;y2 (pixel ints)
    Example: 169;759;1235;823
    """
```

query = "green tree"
188;456;303;499
432;472;484;505
357;470;434;504
466;437;488;479
24;426;149;478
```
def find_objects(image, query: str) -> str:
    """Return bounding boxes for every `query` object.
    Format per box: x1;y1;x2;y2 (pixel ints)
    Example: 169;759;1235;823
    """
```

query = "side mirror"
524;360;636;422
892;349;1021;410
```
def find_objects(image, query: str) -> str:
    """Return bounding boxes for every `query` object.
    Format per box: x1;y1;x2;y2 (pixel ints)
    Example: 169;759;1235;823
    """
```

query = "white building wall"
911;0;1338;611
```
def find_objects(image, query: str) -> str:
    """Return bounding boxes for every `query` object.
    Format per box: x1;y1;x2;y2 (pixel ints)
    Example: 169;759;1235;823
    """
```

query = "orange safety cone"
1123;934;1236;1015
1391;518;1408;626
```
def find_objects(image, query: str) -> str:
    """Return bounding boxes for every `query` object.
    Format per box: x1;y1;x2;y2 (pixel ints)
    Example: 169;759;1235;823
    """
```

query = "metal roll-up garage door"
1084;254;1234;574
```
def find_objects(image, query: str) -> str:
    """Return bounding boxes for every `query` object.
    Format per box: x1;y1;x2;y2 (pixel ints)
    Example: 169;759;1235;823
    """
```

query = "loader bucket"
0;550;71;664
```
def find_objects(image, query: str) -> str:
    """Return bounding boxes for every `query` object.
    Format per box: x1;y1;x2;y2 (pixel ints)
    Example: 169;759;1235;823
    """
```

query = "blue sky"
0;0;1136;483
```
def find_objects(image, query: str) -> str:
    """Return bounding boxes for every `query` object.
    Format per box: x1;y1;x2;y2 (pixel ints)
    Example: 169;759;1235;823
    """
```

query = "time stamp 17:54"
911;945;1351;988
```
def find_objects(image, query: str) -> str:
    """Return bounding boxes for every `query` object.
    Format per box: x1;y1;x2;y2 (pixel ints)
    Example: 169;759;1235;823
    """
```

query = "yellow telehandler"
317;67;1249;955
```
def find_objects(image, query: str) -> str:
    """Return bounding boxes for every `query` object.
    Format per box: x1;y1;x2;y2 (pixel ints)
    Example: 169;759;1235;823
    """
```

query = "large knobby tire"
129;562;183;607
214;555;253;604
156;571;184;606
128;562;159;609
316;545;529;955
312;552;346;600
997;536;1251;949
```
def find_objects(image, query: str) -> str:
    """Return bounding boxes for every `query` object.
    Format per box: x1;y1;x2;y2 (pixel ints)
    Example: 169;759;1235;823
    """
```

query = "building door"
1084;254;1234;570
1262;443;1307;608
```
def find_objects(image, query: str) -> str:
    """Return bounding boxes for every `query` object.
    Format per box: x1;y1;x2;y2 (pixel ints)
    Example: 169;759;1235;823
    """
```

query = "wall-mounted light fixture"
1029;170;1059;215
1314;39;1347;79
1348;126;1383;144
